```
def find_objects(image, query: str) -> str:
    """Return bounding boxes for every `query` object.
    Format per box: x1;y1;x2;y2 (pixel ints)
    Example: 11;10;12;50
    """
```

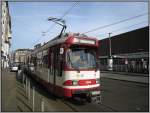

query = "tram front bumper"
63;86;100;98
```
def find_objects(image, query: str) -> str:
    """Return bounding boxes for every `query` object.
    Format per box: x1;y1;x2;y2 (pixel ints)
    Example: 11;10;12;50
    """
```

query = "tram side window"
32;56;37;67
57;51;63;77
50;52;54;75
55;50;59;76
42;55;48;68
37;57;42;67
54;48;62;77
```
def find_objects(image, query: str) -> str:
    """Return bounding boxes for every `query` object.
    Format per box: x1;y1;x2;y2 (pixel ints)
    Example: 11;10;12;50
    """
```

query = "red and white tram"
27;33;101;102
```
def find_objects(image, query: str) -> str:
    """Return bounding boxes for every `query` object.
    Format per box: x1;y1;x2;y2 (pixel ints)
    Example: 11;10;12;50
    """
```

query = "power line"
83;12;148;34
31;2;78;47
45;2;78;33
95;20;148;38
61;2;78;18
30;35;43;48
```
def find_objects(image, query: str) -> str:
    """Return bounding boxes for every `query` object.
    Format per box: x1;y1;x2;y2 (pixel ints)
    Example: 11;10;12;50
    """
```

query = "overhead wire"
94;20;148;38
44;2;78;33
30;2;78;48
83;12;148;34
31;6;147;48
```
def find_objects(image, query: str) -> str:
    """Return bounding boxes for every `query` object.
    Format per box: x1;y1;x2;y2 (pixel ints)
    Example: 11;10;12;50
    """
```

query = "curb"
100;71;149;77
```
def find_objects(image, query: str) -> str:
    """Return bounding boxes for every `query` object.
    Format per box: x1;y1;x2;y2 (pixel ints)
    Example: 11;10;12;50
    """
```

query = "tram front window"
67;48;96;70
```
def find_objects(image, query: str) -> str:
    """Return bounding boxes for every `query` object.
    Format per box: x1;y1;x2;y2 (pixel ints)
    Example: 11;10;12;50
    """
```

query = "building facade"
1;1;12;68
9;50;15;64
14;49;33;64
99;26;149;73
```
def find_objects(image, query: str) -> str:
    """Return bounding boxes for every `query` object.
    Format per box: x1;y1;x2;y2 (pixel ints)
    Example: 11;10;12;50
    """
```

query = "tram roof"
34;34;67;52
33;33;97;53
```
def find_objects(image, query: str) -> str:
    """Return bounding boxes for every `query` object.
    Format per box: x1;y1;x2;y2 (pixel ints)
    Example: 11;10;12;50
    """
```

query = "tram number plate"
91;91;100;95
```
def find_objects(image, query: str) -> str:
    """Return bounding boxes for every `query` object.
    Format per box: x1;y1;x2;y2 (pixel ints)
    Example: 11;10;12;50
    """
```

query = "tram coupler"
86;91;101;103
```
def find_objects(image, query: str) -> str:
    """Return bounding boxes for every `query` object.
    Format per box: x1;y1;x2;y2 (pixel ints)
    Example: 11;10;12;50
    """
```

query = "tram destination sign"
73;38;96;45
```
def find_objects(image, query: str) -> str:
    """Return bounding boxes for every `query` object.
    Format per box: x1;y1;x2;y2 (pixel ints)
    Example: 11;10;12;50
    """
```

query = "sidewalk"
101;71;149;77
101;71;149;84
1;69;73;112
1;69;19;112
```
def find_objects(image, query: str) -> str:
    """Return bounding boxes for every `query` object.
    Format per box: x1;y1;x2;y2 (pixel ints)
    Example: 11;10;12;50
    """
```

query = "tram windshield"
67;48;96;70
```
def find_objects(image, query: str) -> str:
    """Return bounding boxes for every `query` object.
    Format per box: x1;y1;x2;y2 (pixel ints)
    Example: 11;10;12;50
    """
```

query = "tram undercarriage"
72;89;101;103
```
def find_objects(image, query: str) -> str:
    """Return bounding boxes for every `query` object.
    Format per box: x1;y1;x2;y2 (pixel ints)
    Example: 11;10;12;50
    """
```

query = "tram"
26;33;101;102
27;33;100;101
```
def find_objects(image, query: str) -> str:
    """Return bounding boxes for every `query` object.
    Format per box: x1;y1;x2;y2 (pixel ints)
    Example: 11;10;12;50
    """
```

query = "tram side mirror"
60;48;64;54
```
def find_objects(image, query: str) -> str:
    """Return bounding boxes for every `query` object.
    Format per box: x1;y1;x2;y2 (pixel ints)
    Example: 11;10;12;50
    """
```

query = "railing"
99;64;149;74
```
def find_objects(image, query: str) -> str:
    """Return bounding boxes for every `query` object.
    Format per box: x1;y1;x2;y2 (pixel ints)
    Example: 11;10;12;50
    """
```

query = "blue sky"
9;2;148;50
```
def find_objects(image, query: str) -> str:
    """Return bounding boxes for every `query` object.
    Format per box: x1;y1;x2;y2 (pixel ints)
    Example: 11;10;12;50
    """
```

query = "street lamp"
107;33;113;71
48;17;67;38
109;33;112;57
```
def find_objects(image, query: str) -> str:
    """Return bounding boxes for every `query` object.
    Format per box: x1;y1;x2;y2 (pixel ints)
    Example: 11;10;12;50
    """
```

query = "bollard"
23;74;25;88
22;73;24;84
26;77;28;95
41;98;45;112
32;86;35;112
28;79;30;101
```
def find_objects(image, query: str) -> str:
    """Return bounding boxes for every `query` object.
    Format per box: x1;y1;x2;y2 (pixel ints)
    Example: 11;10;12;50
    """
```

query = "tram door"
52;51;55;94
52;48;58;94
50;47;62;95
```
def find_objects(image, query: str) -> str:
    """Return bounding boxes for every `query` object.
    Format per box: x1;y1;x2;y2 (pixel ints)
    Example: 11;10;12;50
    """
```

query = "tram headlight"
63;80;78;86
72;80;78;86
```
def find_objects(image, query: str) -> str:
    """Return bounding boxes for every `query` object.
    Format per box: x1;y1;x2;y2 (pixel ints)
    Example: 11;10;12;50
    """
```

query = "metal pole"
109;33;112;57
23;74;25;87
22;73;24;86
26;77;28;95
32;86;35;112
41;98;45;112
28;79;30;101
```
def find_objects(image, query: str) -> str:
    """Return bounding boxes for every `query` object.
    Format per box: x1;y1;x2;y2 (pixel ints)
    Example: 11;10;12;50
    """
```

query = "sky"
9;2;148;50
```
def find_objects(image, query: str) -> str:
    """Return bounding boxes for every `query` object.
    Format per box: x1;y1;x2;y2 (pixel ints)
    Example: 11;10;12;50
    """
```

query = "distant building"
1;1;12;68
99;26;149;73
14;49;33;64
9;50;15;64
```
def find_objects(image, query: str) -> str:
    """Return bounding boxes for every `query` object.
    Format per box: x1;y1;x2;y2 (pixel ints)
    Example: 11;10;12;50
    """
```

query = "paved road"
1;69;18;112
1;69;149;111
101;72;149;84
24;72;149;112
21;75;74;112
63;77;149;112
100;77;149;111
1;69;73;112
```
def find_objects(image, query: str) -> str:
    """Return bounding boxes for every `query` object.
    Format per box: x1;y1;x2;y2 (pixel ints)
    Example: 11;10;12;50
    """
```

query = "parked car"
10;62;20;72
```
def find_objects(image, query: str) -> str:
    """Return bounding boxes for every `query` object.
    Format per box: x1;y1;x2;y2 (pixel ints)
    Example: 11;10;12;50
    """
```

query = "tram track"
60;97;117;112
20;72;117;112
18;76;116;112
